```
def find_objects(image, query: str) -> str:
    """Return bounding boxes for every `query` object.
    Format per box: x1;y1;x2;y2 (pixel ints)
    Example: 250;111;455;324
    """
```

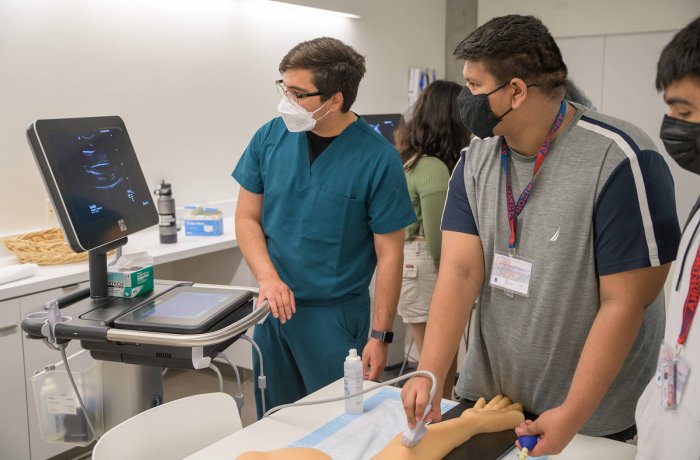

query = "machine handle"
105;298;269;347
57;287;91;308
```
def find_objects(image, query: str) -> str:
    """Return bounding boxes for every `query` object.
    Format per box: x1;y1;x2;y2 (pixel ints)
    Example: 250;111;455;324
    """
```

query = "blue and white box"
184;206;223;236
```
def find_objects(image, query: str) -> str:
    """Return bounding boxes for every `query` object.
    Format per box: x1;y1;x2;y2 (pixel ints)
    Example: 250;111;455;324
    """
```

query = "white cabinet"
0;298;31;460
2;244;253;459
20;284;87;460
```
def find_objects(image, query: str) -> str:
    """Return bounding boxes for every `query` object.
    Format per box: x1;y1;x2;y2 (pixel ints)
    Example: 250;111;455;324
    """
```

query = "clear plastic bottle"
344;348;363;414
38;369;64;442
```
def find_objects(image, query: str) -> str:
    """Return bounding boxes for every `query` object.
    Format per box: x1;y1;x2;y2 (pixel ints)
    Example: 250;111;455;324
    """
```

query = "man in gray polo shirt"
401;15;681;456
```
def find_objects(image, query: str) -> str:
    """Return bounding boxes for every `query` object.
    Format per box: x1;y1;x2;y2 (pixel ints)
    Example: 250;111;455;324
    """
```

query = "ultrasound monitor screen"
362;114;403;145
51;128;148;226
27;117;158;252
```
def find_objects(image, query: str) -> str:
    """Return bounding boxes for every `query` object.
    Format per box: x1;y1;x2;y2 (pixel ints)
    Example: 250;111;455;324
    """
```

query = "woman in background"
395;80;471;399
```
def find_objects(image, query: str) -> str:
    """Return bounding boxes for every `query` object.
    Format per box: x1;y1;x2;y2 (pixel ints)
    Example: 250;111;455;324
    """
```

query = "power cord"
208;363;223;393
242;334;267;416
262;370;437;419
58;345;100;442
215;352;245;412
42;299;100;442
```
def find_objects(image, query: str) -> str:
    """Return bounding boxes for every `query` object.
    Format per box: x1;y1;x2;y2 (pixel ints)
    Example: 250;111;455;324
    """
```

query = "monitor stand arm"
89;237;127;299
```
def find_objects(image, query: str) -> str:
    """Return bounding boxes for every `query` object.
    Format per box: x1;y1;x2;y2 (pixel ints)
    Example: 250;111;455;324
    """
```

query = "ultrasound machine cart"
20;116;268;437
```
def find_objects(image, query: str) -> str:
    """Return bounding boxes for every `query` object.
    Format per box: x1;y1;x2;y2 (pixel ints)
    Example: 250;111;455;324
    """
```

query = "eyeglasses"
275;79;323;102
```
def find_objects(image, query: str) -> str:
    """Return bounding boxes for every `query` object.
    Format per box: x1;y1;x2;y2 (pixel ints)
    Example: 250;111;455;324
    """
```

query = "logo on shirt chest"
549;226;561;242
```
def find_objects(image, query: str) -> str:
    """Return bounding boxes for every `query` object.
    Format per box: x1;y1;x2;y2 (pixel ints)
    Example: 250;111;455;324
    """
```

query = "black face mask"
457;83;513;138
660;115;700;174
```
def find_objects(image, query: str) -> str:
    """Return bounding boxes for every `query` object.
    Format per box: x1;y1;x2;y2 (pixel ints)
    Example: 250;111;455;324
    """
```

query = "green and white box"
107;252;154;298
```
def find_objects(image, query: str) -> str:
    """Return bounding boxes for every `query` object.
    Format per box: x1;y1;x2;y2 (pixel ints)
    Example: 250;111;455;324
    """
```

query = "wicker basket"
3;228;88;265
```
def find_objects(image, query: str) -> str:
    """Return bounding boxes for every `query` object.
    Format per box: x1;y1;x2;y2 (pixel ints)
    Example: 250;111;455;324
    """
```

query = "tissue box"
107;253;154;298
184;206;223;236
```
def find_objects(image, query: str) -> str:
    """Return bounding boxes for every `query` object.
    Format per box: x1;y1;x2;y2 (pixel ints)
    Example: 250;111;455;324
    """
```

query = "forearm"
418;268;481;383
375;402;524;460
372;249;403;330
374;416;482;460
235;216;279;283
562;300;646;427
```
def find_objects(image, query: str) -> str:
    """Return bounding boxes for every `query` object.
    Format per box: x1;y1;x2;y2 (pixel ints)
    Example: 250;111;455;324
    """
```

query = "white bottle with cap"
344;348;363;414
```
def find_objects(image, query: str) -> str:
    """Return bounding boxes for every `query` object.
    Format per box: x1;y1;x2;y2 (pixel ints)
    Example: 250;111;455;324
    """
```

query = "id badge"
655;342;692;410
660;359;677;410
489;252;533;297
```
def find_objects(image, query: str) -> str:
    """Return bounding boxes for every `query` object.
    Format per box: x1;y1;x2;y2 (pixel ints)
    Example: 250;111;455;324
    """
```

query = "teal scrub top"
233;116;415;304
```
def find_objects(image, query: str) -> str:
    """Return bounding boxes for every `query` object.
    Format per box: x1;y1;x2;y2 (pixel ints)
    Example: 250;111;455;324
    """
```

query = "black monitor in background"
27;116;158;298
27;116;158;253
362;113;403;145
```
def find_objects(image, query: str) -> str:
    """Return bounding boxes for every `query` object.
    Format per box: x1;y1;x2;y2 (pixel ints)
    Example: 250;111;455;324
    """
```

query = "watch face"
372;330;393;343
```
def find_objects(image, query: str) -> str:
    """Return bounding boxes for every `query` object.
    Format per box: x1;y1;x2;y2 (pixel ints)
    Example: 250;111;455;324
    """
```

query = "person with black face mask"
635;16;700;460
661;116;700;173
401;15;682;457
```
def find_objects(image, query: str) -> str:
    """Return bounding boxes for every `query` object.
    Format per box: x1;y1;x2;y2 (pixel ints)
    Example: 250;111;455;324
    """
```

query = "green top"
404;155;450;265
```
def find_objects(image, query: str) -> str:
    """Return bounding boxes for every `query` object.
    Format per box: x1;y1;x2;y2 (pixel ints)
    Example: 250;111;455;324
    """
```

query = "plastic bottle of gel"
39;372;64;442
344;348;363;414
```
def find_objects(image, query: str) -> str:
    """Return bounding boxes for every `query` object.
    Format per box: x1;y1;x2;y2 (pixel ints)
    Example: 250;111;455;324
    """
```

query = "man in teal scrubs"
233;37;415;417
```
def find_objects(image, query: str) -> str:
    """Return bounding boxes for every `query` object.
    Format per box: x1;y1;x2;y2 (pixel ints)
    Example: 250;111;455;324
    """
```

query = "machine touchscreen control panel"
114;286;253;334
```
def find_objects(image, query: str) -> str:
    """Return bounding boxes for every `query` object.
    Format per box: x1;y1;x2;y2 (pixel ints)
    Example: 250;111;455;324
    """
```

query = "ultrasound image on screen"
363;114;402;145
48;128;152;227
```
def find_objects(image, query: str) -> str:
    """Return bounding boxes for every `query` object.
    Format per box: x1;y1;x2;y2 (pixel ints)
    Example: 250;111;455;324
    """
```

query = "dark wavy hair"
396;80;471;172
454;15;567;97
279;37;366;112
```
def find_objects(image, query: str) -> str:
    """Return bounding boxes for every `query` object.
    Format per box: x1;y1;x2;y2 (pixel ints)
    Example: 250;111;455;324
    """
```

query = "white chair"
92;392;242;460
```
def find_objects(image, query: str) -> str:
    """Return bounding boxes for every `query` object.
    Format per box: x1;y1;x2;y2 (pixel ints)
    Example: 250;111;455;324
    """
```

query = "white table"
0;216;237;301
186;379;637;459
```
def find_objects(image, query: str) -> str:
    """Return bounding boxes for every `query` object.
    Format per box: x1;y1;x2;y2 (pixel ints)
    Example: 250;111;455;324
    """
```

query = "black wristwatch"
370;329;394;344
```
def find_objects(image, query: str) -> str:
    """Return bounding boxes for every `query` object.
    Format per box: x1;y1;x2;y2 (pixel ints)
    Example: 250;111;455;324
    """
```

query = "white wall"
478;0;698;38
477;0;700;222
0;0;446;235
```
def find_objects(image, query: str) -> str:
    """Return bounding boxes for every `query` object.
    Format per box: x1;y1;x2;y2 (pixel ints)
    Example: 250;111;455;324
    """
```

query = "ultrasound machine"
20;116;268;441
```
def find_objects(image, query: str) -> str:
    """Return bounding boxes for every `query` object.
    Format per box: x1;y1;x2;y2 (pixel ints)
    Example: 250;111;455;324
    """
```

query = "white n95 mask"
277;96;330;132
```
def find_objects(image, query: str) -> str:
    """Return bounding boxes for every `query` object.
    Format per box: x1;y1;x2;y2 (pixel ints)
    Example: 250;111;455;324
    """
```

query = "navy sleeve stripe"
579;117;661;266
440;149;479;235
441;151;463;224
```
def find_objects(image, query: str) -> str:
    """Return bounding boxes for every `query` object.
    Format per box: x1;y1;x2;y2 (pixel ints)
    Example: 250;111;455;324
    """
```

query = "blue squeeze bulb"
518;434;539;451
